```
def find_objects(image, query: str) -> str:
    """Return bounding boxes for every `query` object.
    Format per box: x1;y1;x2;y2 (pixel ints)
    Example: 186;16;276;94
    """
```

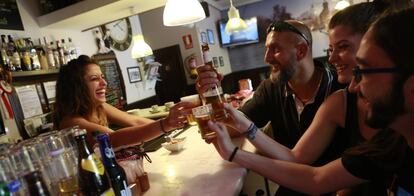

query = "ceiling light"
163;0;206;26
335;0;350;10
225;0;247;33
131;35;153;59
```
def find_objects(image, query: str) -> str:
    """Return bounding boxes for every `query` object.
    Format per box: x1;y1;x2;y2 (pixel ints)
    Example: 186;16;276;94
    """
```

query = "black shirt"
342;129;414;195
240;60;348;195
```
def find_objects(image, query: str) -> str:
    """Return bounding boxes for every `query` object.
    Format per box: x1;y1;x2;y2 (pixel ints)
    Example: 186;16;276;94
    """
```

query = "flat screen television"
218;16;259;47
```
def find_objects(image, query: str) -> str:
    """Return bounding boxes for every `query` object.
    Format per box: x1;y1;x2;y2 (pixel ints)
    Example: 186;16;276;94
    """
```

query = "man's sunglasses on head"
266;21;310;46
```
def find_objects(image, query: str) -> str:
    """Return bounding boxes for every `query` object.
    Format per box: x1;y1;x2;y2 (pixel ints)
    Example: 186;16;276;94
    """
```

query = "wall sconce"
131;35;153;59
225;0;247;33
163;0;206;26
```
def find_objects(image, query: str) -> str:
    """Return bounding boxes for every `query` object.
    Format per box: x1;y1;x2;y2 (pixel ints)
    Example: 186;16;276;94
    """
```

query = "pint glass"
192;104;215;139
180;94;201;125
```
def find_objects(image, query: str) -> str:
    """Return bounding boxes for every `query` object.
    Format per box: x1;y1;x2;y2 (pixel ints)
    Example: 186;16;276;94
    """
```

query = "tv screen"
218;17;259;47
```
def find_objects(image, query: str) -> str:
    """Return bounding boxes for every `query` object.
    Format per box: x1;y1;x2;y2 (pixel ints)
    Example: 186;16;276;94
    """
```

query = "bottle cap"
72;128;87;137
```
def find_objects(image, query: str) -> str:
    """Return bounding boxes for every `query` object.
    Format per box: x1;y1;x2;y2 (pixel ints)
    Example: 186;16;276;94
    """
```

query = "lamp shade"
335;0;350;10
225;5;247;33
163;0;206;26
131;35;153;59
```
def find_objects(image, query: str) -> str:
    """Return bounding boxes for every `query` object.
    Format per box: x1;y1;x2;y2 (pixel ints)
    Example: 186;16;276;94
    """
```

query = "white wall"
139;5;233;85
0;0;155;141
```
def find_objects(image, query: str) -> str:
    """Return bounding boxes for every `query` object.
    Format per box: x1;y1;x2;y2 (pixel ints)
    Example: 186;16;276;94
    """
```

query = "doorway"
153;45;187;104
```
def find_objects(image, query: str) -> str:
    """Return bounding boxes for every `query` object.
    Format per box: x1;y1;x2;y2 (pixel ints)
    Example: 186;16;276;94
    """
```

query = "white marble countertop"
143;126;247;196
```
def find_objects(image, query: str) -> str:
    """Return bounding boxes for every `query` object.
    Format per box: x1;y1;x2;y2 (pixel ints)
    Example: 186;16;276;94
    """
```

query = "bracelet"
228;147;239;162
159;118;167;134
244;123;258;140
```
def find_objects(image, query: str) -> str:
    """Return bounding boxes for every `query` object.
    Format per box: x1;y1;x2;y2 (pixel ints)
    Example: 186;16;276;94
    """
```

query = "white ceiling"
203;0;263;10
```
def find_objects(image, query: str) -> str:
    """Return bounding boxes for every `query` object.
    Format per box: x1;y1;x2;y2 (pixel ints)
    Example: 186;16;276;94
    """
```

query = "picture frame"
127;66;142;83
213;57;219;68
207;29;215;45
219;56;224;67
201;32;207;44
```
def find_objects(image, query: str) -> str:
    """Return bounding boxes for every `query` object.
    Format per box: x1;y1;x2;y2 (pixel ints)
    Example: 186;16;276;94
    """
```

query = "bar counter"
143;125;247;195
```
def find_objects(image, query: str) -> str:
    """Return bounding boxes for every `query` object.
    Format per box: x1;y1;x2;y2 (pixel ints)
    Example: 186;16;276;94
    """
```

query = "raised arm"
208;121;365;195
222;89;346;164
103;103;154;127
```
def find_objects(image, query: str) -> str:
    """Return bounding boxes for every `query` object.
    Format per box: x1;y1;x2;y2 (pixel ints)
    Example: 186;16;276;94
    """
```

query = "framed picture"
207;29;215;45
219;56;224;67
127;66;142;83
213;57;219;68
201;32;207;44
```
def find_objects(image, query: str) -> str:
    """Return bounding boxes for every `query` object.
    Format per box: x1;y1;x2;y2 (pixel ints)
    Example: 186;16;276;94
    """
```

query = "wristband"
228;147;239;162
159;118;167;133
244;123;258;140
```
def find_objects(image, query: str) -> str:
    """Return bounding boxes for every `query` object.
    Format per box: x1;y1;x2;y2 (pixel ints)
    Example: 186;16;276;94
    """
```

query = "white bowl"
161;137;186;152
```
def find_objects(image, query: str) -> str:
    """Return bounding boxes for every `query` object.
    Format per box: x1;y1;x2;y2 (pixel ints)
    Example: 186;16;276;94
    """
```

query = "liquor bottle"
61;39;71;63
44;39;55;68
97;133;131;196
37;38;49;70
56;40;65;66
67;38;79;60
200;43;227;121
74;129;113;196
0;36;12;71
28;40;40;70
52;41;61;68
23;171;51;196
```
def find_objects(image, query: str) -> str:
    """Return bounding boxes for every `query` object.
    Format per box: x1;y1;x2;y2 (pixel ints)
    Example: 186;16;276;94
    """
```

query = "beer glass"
180;94;201;125
192;104;216;139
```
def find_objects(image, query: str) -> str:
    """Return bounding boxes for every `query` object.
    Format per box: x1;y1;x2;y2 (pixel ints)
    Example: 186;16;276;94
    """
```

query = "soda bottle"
97;133;131;196
73;129;113;196
200;43;227;121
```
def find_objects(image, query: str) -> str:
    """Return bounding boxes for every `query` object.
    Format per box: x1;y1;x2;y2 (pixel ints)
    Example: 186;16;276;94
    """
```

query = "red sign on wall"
182;34;193;49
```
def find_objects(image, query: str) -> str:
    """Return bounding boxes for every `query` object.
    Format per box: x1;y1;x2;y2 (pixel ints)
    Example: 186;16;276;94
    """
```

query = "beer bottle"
73;129;113;196
23;171;51;196
97;133;131;196
0;181;10;196
200;43;227;121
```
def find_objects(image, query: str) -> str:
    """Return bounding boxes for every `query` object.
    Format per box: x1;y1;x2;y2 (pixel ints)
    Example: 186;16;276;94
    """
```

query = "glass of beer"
192;104;216;139
180;94;201;126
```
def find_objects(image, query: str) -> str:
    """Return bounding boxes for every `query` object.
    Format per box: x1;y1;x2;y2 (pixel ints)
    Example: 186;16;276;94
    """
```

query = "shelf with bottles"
11;69;60;78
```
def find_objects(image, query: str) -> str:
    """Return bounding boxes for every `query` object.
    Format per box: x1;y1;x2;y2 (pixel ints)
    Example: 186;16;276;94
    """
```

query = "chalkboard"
92;52;126;110
0;0;24;30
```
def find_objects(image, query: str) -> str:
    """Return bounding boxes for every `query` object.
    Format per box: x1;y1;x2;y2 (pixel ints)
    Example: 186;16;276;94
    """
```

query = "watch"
101;18;133;51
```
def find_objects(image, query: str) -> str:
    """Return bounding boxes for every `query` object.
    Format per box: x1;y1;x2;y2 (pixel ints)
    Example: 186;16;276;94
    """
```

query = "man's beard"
365;80;405;129
271;66;295;83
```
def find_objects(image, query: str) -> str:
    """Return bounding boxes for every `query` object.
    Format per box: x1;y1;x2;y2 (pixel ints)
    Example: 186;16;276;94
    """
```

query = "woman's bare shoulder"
59;116;88;129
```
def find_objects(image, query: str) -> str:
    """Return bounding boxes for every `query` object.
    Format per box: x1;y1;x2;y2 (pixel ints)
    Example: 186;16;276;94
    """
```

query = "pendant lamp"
335;0;350;10
163;0;206;26
225;0;247;33
131;35;153;59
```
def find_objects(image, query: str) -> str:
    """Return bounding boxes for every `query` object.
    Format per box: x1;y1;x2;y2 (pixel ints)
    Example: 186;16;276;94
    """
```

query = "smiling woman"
53;55;195;148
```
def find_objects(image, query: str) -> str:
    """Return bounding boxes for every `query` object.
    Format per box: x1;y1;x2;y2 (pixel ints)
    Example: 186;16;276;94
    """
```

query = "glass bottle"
97;133;131;196
74;129;113;196
23;171;51;196
0;181;10;196
200;43;227;121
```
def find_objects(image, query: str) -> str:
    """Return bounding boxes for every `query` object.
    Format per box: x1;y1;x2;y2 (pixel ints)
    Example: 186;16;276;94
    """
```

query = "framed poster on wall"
0;0;24;30
92;52;126;110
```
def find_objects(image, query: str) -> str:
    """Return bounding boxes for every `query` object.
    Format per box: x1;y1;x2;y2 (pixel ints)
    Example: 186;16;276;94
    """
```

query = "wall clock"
101;18;133;51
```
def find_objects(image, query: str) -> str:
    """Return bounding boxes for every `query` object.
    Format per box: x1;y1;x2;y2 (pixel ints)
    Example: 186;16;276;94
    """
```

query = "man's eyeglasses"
266;21;310;46
352;66;400;83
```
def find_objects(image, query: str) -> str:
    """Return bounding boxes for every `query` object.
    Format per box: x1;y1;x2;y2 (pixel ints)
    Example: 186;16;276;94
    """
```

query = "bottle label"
81;154;105;175
104;147;115;159
100;188;115;196
203;86;223;97
192;104;213;117
7;180;21;193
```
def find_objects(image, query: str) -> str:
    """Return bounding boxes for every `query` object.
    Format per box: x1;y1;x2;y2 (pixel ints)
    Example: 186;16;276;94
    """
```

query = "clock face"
101;18;132;51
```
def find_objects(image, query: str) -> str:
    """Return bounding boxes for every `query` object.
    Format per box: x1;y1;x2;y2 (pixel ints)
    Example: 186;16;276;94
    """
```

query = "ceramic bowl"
161;137;186;152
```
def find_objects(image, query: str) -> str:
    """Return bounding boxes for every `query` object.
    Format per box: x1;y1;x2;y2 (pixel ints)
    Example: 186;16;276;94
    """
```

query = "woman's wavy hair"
53;55;106;129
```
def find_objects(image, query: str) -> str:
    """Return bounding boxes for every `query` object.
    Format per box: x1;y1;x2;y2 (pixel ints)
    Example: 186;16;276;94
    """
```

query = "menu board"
92;53;126;110
0;0;24;30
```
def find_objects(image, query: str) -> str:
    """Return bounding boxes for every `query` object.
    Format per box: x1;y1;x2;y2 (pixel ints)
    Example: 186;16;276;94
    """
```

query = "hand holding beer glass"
180;94;201;125
192;104;216;139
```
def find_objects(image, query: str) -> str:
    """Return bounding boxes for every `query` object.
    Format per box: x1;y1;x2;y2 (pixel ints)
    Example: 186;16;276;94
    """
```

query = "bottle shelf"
12;69;59;78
